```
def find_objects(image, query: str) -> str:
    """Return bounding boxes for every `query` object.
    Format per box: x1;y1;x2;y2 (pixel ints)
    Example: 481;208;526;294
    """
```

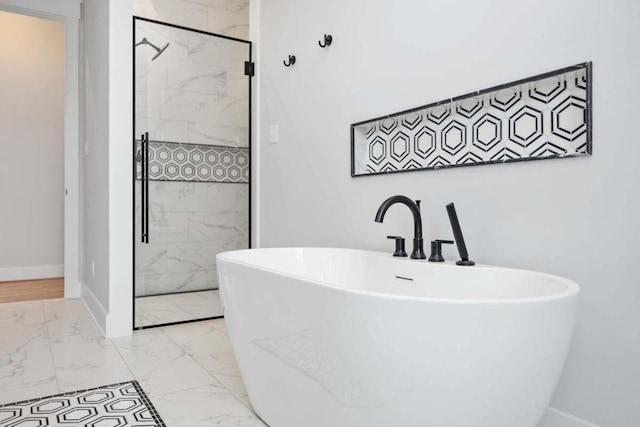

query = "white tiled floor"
0;298;266;426
135;289;223;328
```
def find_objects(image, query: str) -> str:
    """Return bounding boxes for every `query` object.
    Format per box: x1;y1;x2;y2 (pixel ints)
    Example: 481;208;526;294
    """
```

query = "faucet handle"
428;239;454;262
415;200;421;210
387;236;408;257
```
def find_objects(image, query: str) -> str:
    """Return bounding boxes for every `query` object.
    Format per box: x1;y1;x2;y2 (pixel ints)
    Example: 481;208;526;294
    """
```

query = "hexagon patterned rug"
0;381;165;426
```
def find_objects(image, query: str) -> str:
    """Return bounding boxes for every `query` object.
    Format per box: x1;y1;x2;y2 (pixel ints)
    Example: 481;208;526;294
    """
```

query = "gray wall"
83;0;111;309
82;0;134;335
0;11;64;280
256;0;640;425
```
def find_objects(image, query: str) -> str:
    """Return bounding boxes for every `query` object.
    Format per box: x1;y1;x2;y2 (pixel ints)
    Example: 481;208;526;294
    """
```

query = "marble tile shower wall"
134;0;249;146
134;0;249;39
133;1;250;296
135;182;249;296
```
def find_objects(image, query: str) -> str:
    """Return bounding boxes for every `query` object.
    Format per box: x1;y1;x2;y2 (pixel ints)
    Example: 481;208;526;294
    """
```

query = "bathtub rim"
217;247;580;305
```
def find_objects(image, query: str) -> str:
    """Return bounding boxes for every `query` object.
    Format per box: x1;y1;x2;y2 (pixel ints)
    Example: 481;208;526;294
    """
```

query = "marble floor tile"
0;349;57;404
0;323;50;354
112;328;218;396
50;337;133;392
143;270;210;295
0;381;59;406
151;384;266;427
54;362;134;392
239;395;254;411
0;297;265;425
135;295;193;327
209;317;228;335
42;298;91;322
46;316;104;343
193;350;247;397
163;319;233;357
135;290;222;328
140;354;220;397
171;290;222;318
0;300;45;327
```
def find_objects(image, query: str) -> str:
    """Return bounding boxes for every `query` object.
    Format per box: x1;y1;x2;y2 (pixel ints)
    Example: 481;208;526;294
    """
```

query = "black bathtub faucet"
375;195;426;259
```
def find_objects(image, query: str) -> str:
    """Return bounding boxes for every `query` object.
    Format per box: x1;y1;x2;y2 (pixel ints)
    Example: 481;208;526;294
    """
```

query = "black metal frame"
136;288;221;298
132;16;253;330
135;315;223;330
350;62;593;177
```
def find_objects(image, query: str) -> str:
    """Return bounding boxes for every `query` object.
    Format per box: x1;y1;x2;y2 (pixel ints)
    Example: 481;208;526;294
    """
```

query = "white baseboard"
80;282;107;335
539;407;602;427
0;265;64;282
80;282;132;338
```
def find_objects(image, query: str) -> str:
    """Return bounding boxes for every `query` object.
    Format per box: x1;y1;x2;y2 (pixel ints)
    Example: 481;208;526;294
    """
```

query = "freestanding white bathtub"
217;248;579;427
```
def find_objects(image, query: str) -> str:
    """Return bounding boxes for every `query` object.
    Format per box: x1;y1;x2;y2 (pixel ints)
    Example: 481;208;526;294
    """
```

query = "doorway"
0;0;81;303
0;10;65;303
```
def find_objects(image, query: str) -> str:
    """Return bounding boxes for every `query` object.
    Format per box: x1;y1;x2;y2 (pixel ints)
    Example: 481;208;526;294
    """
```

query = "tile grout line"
158;322;239;396
156;325;223;392
48;299;136;393
109;341;136;380
107;336;137;385
40;300;61;397
188;349;238;397
113;327;219;401
171;321;252;406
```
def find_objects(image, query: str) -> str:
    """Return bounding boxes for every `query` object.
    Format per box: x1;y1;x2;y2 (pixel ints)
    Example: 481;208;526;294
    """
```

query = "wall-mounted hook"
318;34;333;48
283;55;296;67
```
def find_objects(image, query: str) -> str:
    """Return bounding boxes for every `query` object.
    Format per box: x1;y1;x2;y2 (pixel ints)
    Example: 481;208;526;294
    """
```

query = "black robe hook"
283;55;296;67
318;34;333;48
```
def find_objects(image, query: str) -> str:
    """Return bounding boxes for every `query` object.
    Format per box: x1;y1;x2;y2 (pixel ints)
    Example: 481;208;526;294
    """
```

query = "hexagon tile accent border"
351;62;592;177
0;381;165;427
137;141;249;183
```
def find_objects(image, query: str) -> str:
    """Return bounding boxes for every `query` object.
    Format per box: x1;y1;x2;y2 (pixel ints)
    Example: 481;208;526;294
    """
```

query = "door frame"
0;0;82;298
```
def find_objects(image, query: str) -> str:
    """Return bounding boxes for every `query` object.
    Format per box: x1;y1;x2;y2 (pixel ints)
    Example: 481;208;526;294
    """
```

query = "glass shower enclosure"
133;17;251;329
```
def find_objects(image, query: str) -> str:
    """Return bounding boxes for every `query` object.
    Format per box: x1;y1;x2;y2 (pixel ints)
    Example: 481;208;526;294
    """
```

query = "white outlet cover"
269;124;278;144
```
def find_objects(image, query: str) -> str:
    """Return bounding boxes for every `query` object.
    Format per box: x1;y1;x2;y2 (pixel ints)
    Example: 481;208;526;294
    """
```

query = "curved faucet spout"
375;195;426;259
375;195;423;239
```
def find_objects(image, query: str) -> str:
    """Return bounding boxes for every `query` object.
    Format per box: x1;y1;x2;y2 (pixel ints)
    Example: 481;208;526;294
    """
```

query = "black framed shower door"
132;16;252;330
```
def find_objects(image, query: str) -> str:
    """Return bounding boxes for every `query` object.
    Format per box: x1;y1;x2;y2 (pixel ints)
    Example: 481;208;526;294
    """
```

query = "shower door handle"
143;132;150;244
140;133;146;243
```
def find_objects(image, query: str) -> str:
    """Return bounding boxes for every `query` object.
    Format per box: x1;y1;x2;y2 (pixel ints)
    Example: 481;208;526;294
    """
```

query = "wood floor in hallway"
0;277;64;303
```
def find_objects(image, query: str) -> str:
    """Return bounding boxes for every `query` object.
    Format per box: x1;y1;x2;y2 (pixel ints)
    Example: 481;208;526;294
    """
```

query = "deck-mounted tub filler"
217;248;579;427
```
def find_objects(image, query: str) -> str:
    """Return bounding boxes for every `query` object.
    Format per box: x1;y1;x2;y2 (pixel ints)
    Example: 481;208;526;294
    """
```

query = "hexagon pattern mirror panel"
351;63;592;177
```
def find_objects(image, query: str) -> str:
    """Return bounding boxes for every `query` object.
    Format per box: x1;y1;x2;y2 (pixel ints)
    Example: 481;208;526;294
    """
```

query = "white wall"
0;11;65;281
82;0;132;336
257;0;640;426
107;0;134;337
83;0;111;311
